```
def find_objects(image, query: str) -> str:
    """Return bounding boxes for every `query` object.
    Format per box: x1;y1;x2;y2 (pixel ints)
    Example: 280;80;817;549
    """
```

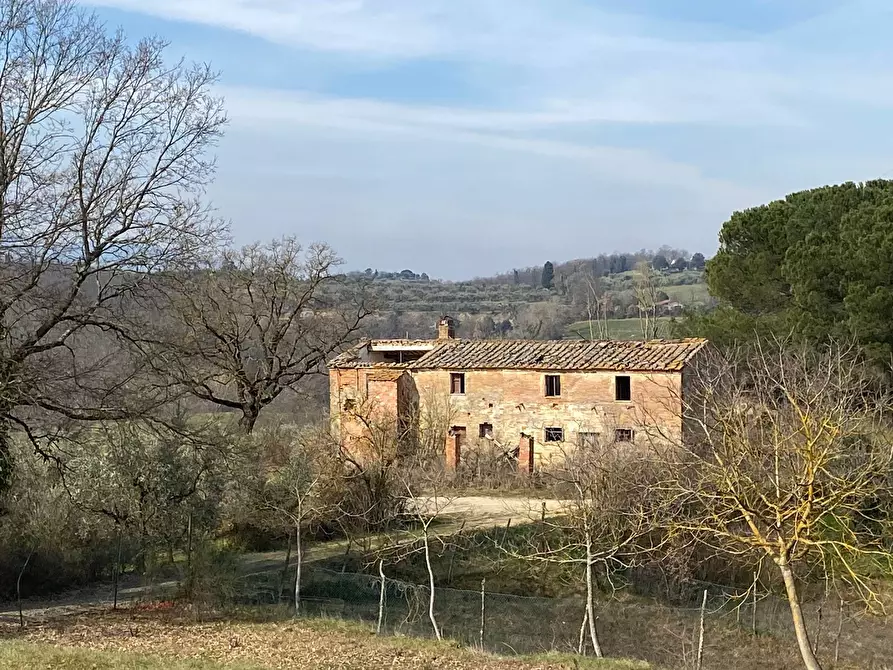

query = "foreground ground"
3;495;892;669
0;609;645;670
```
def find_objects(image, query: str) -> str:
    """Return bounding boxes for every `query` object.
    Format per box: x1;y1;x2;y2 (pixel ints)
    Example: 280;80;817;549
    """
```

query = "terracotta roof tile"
330;338;707;372
410;338;706;371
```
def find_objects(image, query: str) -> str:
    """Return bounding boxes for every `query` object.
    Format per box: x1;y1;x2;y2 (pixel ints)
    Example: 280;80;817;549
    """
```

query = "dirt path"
0;495;563;623
441;496;566;530
0;576;180;624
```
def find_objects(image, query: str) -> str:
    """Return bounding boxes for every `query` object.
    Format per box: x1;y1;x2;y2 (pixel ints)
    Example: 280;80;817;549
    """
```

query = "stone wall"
331;366;685;470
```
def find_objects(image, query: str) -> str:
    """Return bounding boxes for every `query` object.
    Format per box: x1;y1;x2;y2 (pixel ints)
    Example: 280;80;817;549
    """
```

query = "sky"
82;0;893;279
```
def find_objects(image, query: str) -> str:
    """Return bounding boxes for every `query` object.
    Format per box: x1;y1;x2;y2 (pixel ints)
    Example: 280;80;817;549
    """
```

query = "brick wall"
411;368;682;469
329;368;407;460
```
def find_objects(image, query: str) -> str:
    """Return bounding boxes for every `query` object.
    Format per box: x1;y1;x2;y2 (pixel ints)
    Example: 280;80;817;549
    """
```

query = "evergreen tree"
542;261;554;289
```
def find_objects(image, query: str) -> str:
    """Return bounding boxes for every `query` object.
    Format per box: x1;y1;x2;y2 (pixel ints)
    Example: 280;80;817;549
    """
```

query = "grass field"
565;317;673;340
0;611;649;670
661;282;711;305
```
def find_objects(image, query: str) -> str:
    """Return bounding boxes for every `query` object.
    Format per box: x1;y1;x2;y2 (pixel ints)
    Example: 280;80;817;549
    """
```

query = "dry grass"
0;639;261;669
0;609;648;670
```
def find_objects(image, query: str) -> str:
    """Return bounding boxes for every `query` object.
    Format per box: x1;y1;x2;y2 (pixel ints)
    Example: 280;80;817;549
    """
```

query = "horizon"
82;1;893;280
342;246;696;282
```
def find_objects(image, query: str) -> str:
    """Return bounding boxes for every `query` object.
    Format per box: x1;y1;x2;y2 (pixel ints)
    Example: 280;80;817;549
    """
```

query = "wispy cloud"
84;0;853;128
220;85;766;200
80;0;893;276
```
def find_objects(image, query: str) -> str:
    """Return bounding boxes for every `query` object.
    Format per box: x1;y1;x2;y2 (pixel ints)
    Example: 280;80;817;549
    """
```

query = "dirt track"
437;496;566;530
0;495;562;623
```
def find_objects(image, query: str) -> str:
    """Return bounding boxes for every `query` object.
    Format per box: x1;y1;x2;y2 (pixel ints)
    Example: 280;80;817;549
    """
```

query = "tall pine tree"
541;261;554;289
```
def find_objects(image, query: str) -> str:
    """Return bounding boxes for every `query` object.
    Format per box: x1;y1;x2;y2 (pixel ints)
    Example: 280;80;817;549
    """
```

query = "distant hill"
345;249;712;341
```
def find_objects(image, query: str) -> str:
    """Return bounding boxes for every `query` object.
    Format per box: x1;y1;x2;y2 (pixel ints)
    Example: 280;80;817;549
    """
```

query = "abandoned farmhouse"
328;318;708;471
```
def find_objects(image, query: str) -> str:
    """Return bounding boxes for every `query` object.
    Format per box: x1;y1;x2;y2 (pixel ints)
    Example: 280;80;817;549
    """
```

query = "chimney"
437;316;455;340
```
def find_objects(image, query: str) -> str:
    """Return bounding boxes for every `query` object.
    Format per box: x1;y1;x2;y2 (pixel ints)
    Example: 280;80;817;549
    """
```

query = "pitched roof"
330;338;707;372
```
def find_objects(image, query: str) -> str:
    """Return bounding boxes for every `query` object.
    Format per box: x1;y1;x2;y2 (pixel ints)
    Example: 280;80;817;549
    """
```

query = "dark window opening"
615;375;631;401
544;427;564;442
614;429;634;443
479;423;494;439
450;426;467;446
577;431;600;448
545;375;561;397
382;350;426;363
450;372;466;395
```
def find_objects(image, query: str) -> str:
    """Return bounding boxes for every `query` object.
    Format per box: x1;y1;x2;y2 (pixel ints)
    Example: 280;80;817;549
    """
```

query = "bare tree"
0;0;227;489
653;340;893;670
144;238;371;433
378;470;456;641
509;439;660;658
633;261;659;340
251;426;328;612
333;399;410;535
584;275;611;341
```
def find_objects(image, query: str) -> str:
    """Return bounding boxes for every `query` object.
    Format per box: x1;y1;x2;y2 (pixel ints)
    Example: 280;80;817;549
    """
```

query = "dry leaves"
0;609;639;670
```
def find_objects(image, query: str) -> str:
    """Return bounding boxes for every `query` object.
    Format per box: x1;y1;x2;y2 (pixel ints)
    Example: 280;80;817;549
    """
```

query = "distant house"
655;299;684;315
328;318;707;472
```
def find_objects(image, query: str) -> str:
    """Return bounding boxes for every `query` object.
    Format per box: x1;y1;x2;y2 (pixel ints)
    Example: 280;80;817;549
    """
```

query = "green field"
566;317;673;340
661;282;711;304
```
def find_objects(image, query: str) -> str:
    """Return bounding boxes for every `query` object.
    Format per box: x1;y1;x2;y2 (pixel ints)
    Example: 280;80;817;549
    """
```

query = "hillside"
353;263;712;341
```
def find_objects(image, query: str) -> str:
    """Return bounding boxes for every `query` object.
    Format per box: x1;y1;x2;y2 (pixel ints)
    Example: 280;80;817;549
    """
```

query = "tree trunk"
294;515;302;613
17;548;33;628
238;406;259;434
479;578;486;650
779;563;822;670
113;529;123;610
578;608;588;655
377;560;386;635
186;513;193;576
696;589;707;670
278;530;292;603
0;418;13;497
584;534;604;658
423;527;441;640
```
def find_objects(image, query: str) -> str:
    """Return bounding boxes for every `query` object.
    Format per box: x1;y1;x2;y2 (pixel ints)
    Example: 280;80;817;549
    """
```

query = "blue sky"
83;0;893;279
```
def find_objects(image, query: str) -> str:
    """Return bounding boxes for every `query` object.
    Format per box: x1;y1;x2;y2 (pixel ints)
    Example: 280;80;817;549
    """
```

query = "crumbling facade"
328;318;707;471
